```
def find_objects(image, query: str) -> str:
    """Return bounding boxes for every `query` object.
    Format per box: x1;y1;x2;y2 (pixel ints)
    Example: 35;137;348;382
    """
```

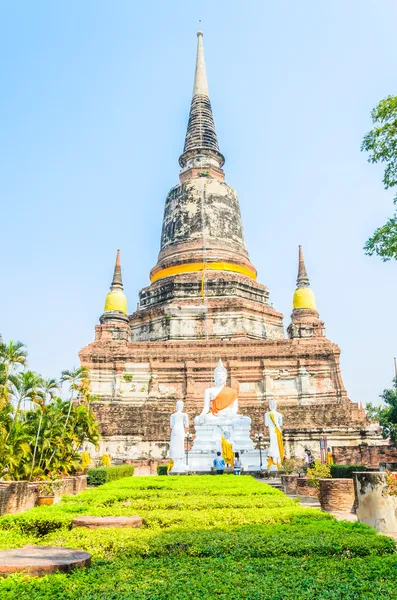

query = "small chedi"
80;31;382;462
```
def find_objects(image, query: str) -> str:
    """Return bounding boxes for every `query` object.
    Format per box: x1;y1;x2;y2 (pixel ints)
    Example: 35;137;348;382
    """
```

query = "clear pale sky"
1;1;396;406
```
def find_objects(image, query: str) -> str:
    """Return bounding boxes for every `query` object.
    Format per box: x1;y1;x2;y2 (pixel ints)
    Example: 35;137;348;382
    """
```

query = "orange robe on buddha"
211;386;238;415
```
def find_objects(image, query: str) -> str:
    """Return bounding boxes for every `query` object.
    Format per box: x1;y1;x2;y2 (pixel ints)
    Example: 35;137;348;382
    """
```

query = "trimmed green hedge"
331;464;367;479
0;475;396;599
157;465;168;476
87;464;135;486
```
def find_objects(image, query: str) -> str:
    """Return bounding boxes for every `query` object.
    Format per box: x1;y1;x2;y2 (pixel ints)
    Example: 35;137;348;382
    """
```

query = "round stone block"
0;545;91;578
72;515;142;529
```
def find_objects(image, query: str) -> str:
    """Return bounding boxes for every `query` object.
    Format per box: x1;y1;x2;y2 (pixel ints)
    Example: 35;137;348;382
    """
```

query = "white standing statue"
169;400;189;473
197;359;248;425
264;399;284;471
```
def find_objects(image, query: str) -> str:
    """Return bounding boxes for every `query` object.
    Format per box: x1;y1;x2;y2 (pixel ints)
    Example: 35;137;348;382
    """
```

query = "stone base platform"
72;516;142;529
0;546;91;577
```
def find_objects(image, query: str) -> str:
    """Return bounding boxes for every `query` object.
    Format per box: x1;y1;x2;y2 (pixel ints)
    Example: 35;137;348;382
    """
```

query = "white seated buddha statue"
195;360;250;426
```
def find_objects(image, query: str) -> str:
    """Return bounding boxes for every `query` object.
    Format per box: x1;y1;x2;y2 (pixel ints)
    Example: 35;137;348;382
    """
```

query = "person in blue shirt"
213;452;226;474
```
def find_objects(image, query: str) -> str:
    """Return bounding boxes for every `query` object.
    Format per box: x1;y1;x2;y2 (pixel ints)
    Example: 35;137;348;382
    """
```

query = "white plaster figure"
169;400;189;472
264;399;283;471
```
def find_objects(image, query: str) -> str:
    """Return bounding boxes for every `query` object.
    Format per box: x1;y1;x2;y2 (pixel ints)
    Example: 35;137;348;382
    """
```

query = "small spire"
110;249;123;291
192;31;209;97
297;245;310;288
103;249;128;316
179;31;224;168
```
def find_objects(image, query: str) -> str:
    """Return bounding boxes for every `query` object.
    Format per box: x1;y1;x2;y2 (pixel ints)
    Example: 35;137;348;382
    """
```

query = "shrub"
386;470;397;496
87;465;134;486
0;475;396;599
306;461;331;489
157;466;168;476
283;457;304;474
330;464;367;479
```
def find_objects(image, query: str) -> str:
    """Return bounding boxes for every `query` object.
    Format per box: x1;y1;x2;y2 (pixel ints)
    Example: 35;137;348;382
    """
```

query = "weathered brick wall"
0;476;87;516
319;479;355;512
333;444;397;467
296;477;318;498
92;402;369;442
0;482;37;516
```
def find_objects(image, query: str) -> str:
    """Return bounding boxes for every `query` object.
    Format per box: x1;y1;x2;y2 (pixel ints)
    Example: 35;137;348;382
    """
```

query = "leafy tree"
366;377;397;442
0;338;100;480
361;95;397;261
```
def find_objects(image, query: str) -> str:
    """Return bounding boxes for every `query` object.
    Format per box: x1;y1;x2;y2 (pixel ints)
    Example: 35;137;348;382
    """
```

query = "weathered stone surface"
0;546;91;577
354;471;397;534
319;478;355;512
72;516;142;529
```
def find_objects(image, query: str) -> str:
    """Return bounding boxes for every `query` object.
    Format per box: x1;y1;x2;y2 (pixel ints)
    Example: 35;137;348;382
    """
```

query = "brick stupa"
80;32;381;460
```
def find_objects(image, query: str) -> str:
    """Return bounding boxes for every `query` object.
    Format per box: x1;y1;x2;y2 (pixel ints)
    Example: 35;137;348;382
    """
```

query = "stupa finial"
179;32;225;169
110;249;123;291
192;31;209;97
297;245;310;288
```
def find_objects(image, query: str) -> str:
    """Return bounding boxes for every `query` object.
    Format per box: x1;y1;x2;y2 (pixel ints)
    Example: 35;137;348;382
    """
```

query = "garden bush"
157;465;168;476
330;464;367;478
0;475;396;599
87;464;135;486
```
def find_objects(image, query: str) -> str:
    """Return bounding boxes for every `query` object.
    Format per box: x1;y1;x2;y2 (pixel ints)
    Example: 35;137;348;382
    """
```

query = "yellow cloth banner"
221;436;234;467
212;386;238;415
167;459;174;473
151;261;257;284
267;412;285;468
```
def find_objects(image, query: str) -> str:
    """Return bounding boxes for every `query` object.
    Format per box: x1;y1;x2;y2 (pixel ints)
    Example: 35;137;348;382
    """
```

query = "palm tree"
30;377;59;480
8;371;42;423
60;366;90;427
0;340;27;377
47;367;89;467
0;340;27;405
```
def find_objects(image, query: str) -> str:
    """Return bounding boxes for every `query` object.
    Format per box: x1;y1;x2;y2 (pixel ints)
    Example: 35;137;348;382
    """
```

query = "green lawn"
0;475;396;599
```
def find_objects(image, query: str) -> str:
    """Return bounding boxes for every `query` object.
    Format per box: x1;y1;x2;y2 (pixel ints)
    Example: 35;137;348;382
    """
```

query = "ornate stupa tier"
150;31;256;287
152;177;256;283
129;31;284;341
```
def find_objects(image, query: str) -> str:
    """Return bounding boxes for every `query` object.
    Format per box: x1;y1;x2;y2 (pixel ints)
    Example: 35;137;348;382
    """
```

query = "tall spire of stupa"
293;246;316;310
179;31;225;169
103;250;128;316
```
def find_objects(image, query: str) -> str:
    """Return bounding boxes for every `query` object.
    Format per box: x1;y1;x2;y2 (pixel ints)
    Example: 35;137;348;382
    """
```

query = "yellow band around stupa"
150;261;257;283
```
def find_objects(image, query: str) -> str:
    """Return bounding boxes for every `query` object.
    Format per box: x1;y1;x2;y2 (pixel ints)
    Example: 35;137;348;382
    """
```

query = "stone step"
72;516;142;529
0;546;91;578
